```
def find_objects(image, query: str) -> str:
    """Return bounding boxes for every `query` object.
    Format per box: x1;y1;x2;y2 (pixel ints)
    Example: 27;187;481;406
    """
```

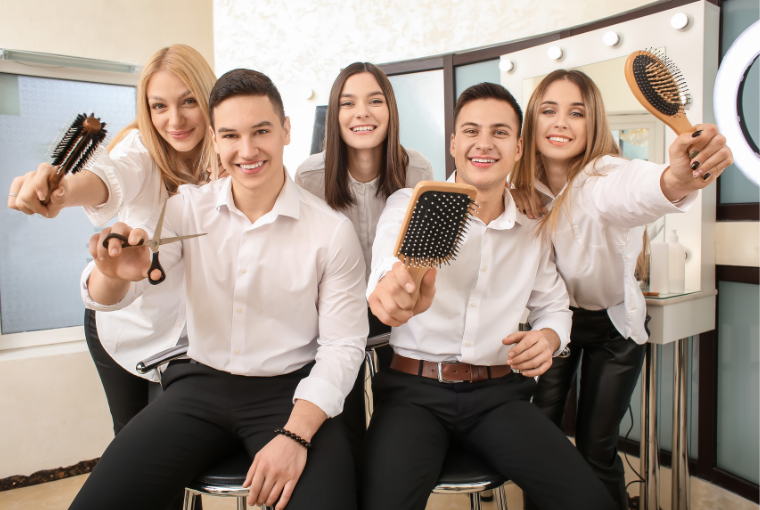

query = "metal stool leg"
182;490;200;510
468;492;483;510
494;484;509;509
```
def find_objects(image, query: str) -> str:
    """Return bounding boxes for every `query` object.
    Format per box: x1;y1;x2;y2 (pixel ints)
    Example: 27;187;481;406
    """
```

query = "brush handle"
41;167;65;206
407;266;430;302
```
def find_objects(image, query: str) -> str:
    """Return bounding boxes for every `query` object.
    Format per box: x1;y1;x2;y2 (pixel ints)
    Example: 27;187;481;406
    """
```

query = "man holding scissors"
71;69;368;510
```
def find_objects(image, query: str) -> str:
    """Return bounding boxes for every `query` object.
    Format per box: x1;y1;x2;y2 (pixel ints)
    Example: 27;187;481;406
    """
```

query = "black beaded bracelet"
274;428;312;449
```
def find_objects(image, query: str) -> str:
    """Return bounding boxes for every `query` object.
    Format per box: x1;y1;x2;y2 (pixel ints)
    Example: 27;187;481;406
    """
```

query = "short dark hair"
209;69;286;127
453;83;523;136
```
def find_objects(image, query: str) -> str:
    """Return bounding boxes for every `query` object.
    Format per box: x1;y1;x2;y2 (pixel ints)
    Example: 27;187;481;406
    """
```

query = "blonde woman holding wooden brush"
8;45;217;443
510;69;731;510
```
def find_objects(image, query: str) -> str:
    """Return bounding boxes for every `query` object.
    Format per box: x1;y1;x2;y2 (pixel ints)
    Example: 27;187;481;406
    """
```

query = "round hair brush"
44;112;108;205
394;181;478;300
625;48;695;135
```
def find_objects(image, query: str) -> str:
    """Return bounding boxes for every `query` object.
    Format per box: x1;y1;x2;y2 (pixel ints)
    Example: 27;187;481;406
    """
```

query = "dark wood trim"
716;265;760;284
442;54;456;178
712;468;760;503
698;330;718;476
717;203;760;221
452;34;560;67
378;56;444;76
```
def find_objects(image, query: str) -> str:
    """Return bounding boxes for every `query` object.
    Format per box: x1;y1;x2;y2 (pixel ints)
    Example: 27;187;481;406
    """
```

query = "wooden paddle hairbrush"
394;181;478;299
625;49;695;135
44;112;108;205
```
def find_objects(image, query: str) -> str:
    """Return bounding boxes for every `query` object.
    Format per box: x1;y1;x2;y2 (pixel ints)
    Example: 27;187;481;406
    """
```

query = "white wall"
213;0;655;174
1;0;214;70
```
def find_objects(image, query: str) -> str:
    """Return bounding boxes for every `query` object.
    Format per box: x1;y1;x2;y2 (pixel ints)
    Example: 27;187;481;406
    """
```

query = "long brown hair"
509;69;651;279
108;45;217;193
323;62;408;210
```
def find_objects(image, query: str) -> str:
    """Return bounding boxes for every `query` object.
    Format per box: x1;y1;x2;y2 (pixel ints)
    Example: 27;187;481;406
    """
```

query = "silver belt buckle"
437;361;466;383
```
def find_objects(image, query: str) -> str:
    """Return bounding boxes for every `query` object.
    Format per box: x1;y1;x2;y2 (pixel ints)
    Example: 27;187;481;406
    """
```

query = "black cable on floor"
624;404;646;491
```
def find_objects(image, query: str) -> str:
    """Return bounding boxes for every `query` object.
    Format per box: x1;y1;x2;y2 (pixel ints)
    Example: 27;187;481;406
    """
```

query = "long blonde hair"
108;45;216;193
510;70;649;279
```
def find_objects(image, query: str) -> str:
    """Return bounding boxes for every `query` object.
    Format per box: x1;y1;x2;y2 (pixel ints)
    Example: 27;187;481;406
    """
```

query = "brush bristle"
49;113;108;175
632;48;690;117
396;191;477;268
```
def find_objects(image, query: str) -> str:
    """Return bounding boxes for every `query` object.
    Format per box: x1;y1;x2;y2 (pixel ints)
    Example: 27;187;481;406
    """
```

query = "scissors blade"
150;200;168;253
158;233;207;246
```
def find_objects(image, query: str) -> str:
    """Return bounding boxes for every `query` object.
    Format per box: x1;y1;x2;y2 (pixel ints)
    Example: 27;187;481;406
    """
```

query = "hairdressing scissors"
101;200;206;285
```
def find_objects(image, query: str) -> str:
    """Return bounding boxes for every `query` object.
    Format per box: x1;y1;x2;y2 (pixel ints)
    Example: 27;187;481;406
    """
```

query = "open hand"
509;185;547;220
368;261;437;327
244;435;307;509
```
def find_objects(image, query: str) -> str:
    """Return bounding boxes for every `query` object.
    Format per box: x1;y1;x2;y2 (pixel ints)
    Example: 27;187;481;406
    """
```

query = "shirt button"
481;266;487;272
235;349;240;355
237;308;243;313
465;341;472;347
240;268;247;274
471;302;477;308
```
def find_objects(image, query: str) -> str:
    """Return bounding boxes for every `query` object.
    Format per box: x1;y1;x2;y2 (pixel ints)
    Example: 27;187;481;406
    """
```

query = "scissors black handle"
102;233;166;286
102;233;144;249
147;252;166;285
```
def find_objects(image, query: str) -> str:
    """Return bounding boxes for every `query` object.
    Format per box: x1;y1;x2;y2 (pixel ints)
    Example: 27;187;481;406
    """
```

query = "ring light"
713;20;760;187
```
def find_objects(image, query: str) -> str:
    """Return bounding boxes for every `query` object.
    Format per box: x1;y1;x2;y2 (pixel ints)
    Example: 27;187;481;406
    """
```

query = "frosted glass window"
716;281;760;484
718;0;759;204
455;60;501;99
0;74;135;334
388;71;446;181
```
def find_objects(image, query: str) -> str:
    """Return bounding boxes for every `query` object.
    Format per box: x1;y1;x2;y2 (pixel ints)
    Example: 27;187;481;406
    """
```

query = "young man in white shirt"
362;83;615;510
70;69;368;510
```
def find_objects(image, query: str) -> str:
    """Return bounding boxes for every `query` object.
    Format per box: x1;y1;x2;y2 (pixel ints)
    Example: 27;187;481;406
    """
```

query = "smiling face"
338;72;390;150
450;98;523;191
210;94;290;194
146;70;206;155
534;79;588;167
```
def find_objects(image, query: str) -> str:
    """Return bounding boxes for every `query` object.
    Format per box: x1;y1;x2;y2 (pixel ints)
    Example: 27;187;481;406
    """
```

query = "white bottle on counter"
668;230;686;294
649;241;670;294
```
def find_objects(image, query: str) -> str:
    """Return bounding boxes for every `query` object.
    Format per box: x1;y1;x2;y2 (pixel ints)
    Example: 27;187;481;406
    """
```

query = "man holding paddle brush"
363;82;616;510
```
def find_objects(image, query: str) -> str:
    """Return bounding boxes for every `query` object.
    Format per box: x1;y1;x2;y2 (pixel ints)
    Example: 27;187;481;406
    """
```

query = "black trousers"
69;362;356;510
530;308;646;510
361;368;616;510
340;308;392;482
84;308;163;436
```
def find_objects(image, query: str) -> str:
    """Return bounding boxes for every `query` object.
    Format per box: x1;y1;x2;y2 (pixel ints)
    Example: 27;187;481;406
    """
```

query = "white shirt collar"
347;170;379;189
447;170;523;229
214;170;300;222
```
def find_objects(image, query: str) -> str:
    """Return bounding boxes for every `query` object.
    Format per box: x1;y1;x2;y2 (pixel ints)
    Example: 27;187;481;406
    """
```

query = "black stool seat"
194;450;252;487
434;443;506;492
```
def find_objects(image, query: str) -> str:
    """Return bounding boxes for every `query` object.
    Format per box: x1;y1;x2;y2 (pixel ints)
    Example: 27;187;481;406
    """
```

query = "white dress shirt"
80;129;186;381
295;148;434;279
82;173;369;418
533;156;697;344
366;172;572;365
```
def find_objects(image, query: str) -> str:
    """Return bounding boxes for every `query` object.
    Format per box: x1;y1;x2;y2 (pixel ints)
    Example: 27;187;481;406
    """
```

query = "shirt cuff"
293;376;346;419
366;256;399;299
82;162;124;227
530;317;571;356
647;165;698;214
80;261;144;312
